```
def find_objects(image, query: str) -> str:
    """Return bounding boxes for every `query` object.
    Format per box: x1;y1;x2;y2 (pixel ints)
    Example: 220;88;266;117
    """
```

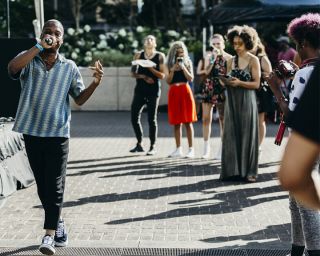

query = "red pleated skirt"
168;83;197;125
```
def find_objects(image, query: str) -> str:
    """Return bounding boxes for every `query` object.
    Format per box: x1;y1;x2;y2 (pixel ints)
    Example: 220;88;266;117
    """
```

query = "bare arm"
165;64;175;84
7;38;53;76
147;52;165;79
8;47;39;76
131;52;145;79
196;59;206;75
181;60;194;82
279;131;320;209
74;60;104;106
261;55;272;78
204;55;214;76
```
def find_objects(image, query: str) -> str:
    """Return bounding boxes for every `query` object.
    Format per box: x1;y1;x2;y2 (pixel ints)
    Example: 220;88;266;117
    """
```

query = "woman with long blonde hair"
165;41;197;158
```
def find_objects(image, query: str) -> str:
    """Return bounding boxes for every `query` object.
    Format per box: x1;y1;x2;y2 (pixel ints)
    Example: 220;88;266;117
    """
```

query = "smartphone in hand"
218;75;232;83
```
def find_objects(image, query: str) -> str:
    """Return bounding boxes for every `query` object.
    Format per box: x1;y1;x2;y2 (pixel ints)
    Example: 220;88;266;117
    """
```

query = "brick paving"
0;111;291;250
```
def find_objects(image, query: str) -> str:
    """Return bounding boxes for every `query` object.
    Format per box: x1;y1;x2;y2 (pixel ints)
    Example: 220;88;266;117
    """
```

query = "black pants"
23;135;69;230
131;93;159;146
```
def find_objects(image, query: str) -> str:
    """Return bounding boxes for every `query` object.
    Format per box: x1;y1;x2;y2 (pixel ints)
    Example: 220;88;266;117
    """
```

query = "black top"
171;70;188;84
135;51;161;97
287;60;320;144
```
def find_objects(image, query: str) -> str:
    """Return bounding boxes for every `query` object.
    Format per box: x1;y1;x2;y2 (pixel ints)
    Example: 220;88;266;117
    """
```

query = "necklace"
144;51;155;59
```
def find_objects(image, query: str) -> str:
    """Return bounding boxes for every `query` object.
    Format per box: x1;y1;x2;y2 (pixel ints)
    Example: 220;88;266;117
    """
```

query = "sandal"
246;176;257;183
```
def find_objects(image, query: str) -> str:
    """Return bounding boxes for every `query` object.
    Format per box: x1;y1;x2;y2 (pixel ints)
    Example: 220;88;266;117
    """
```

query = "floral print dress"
200;56;227;104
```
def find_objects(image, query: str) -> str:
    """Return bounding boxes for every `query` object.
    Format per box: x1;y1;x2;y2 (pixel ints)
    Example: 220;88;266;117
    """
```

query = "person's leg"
299;202;320;255
146;96;160;151
130;93;146;152
23;135;46;211
43;137;69;232
169;124;183;157
289;196;306;256
185;122;195;158
202;103;213;141
23;135;69;254
174;124;182;148
202;103;213;158
258;112;266;147
185;122;194;148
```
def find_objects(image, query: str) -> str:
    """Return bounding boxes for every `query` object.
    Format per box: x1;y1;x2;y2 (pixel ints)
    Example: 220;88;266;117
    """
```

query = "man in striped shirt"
8;19;103;255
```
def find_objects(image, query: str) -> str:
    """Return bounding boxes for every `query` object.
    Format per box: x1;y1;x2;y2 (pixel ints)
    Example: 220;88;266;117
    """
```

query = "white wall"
71;67;169;111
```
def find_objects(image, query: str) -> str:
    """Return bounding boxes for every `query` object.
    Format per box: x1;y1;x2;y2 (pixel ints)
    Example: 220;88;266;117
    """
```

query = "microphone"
45;38;53;46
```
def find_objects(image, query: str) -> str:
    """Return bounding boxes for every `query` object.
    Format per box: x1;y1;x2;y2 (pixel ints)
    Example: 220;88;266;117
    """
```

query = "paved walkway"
0;112;291;251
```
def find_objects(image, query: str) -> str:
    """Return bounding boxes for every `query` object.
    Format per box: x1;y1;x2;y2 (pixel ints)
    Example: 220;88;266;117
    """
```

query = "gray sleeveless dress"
220;58;259;181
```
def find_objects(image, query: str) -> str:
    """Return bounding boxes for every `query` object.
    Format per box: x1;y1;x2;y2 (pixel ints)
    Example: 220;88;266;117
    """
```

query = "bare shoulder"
157;51;166;61
133;51;142;60
248;53;259;64
223;52;233;61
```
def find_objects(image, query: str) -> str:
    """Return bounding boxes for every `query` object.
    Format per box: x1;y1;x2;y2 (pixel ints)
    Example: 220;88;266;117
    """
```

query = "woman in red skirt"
165;41;197;158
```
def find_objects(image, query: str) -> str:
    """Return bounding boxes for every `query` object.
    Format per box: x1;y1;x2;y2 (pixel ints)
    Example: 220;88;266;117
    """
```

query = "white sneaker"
169;147;183;158
39;235;55;255
186;147;195;158
214;144;222;160
202;141;210;159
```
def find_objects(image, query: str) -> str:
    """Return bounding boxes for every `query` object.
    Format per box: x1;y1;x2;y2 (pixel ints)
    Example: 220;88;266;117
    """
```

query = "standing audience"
165;41;197;158
200;34;232;159
220;25;260;182
130;35;165;155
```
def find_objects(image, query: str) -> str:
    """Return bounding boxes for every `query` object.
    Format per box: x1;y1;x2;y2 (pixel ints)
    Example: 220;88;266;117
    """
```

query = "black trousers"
130;93;159;146
23;135;69;230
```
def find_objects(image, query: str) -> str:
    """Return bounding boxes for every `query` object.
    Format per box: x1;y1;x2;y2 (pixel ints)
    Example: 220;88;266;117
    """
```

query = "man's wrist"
35;43;44;52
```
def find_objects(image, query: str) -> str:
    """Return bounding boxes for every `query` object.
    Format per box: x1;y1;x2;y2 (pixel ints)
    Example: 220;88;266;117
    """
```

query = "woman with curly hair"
165;41;197;158
267;13;320;256
220;25;260;182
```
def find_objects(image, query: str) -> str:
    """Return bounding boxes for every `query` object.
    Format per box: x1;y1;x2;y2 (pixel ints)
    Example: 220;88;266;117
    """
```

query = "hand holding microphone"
44;38;53;46
40;35;56;49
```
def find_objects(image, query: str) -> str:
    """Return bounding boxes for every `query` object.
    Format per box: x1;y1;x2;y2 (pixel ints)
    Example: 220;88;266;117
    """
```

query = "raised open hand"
89;60;104;85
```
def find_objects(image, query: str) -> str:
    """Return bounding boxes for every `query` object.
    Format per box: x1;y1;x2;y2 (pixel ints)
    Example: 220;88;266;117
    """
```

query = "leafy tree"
0;0;35;38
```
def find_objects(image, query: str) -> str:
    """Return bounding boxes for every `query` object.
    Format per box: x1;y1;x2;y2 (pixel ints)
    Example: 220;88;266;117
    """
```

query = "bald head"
42;19;64;35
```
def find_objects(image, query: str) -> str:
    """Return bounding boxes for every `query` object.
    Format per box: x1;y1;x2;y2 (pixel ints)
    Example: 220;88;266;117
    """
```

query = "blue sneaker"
54;219;68;247
39;235;55;255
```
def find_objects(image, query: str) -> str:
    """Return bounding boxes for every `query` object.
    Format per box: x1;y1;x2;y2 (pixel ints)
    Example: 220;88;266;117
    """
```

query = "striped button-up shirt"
12;53;85;138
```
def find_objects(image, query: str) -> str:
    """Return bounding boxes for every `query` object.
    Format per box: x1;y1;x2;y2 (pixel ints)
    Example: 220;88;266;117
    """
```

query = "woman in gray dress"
220;25;261;182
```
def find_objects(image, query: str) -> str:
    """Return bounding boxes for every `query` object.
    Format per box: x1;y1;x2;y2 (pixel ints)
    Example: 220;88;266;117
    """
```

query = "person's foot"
130;144;144;153
169;147;183;158
146;146;156;156
214;144;222;160
54;219;68;247
246;176;257;183
39;235;55;255
185;147;195;158
202;142;210;159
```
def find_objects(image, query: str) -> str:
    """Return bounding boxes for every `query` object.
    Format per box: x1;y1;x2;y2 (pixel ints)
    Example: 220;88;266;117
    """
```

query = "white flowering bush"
61;24;202;67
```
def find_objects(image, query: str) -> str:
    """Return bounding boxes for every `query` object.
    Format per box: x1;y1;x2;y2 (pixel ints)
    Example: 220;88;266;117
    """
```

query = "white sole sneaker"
39;244;55;255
